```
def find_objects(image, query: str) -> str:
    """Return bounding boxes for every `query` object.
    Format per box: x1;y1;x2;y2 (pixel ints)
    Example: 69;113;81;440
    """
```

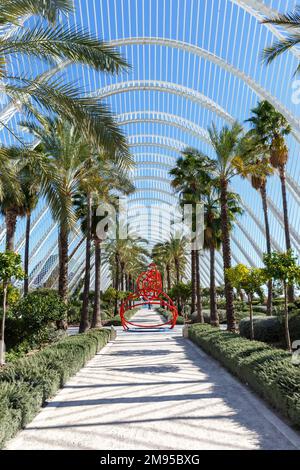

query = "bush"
4;290;68;352
0;328;111;448
252;305;267;314
240;313;300;343
189;324;300;428
104;308;139;326
239;316;283;343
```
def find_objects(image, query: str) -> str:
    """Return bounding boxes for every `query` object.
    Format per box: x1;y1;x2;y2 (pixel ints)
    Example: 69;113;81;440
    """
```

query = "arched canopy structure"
1;0;300;290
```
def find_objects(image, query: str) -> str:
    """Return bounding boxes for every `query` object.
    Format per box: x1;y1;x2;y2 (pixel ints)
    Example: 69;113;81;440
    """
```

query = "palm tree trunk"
120;262;125;291
220;178;236;331
191;250;196;314
114;253;120;315
0;282;7;365
279;165;294;302
195;249;204;323
58;225;68;304
91;239;102;328
210;246;219;326
23;212;31;296
260;183;273;315
166;264;171;291
5;209;17;251
79;193;92;333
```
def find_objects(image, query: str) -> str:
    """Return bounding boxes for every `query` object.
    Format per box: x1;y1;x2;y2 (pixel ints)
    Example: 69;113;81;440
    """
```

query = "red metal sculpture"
120;263;178;330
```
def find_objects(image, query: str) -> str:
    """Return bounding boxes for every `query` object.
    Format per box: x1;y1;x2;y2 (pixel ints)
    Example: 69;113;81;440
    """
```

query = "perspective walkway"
6;309;300;450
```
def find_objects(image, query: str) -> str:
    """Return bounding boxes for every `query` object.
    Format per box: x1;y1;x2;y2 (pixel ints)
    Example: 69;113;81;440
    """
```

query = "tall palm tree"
170;148;213;317
152;234;188;314
262;7;300;76
237;131;274;314
104;227;149;315
23;119;102;307
203;188;222;326
0;0;129;154
203;186;243;326
246;101;293;301
208;122;243;331
75;166;134;329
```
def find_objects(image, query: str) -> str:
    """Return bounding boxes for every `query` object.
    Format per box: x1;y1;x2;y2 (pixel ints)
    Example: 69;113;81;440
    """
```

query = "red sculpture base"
119;263;178;330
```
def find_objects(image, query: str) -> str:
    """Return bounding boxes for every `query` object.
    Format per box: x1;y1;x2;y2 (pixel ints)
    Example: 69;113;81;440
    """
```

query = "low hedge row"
189;324;300;428
240;313;300;343
158;308;185;325
0;328;111;448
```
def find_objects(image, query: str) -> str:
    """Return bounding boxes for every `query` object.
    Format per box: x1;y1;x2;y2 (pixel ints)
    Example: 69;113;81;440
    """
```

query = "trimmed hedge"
240;313;300;343
239;316;283;343
189;324;300;428
0;328;111;448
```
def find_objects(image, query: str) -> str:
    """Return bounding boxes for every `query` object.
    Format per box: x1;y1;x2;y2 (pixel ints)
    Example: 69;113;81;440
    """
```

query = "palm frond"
0;0;73;26
4;77;130;155
1;24;129;73
262;36;300;67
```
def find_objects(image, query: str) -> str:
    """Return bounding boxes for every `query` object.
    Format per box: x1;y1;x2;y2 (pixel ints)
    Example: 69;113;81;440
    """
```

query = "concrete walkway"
6;309;300;450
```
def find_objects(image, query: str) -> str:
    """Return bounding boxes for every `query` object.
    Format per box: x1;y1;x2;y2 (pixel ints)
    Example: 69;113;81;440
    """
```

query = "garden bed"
0;328;111;448
189;324;300;428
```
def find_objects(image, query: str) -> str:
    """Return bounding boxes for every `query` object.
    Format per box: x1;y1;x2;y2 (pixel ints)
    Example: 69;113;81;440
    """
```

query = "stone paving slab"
6;310;300;450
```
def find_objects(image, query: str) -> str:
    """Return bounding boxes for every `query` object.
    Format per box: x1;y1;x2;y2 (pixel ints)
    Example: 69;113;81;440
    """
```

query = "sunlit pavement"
6;309;300;450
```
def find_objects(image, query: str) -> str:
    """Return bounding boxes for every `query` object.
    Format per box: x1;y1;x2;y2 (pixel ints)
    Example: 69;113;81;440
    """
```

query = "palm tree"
0;0;129;154
245;101;293;301
23;119;103;307
237;131;274;314
75;165;134;329
152;242;173;291
203;188;222;326
262;7;300;76
170;148;213;318
104;228;149;315
203;186;243;326
152;234;188;314
208;122;243;331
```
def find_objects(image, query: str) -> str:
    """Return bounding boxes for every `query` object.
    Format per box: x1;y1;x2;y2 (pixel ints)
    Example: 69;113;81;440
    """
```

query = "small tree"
263;250;300;352
226;264;266;340
0;251;24;365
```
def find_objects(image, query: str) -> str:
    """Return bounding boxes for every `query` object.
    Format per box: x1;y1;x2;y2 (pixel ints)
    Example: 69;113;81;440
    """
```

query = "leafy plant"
226;264;266;340
0;251;24;365
264;250;300;351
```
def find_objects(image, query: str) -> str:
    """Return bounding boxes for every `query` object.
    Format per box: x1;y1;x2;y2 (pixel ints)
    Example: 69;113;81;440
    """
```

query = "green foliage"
12;289;67;328
263;250;300;285
5;290;68;351
189;324;300;428
240;316;283;343
0;251;24;284
0;328;111;448
0;284;20;308
226;264;266;299
240;312;300;345
168;282;192;303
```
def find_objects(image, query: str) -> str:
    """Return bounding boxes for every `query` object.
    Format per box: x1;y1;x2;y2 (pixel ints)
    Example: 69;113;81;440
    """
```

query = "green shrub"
0;328;111;448
5;290;68;351
252;305;267;313
104;308;139;326
240;313;300;343
189;324;300;427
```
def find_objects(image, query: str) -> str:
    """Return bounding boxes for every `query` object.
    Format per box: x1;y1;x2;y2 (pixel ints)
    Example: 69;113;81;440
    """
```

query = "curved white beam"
107;37;300;137
117;111;213;141
94;81;234;124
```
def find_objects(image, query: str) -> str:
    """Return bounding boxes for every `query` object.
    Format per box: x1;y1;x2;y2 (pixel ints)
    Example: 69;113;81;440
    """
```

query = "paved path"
6;309;300;450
